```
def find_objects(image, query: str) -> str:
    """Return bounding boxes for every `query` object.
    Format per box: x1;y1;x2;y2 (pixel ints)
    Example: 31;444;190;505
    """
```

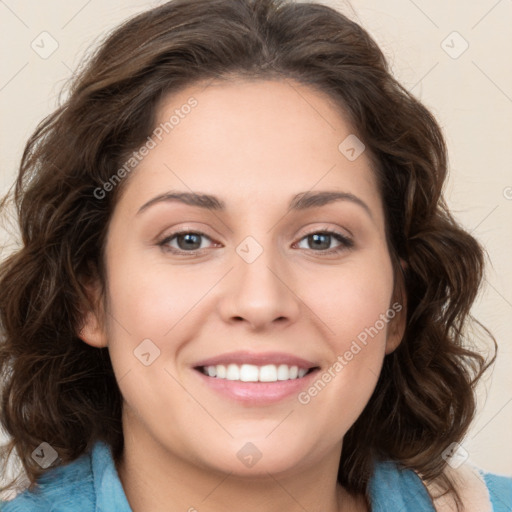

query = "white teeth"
277;364;289;381
259;364;277;382
201;363;312;382
226;364;239;380
240;364;259;382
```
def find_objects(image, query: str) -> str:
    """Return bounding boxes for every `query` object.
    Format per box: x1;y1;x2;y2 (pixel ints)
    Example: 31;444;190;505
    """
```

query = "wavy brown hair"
0;0;496;509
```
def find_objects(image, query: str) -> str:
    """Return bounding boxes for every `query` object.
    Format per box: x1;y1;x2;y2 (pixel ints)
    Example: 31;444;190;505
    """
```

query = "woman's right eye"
158;231;215;254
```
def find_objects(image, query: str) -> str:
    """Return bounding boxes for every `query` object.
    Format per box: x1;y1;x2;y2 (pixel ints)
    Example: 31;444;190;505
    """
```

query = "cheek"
104;236;214;340
296;265;393;441
306;252;394;350
298;251;394;406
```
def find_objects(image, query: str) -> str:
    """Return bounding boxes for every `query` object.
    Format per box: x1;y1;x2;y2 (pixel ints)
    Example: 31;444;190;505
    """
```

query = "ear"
77;279;108;348
385;257;408;355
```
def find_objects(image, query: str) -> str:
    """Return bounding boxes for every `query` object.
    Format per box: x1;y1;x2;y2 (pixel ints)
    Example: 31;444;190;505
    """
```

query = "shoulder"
421;463;512;512
369;460;435;511
0;448;95;512
370;459;512;512
475;467;512;512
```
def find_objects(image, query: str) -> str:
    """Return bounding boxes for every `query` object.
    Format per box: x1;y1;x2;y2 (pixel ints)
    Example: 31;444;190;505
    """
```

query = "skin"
81;78;406;512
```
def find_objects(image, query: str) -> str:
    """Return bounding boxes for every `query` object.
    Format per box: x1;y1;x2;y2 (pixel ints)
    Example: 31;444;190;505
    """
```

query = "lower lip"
193;368;320;405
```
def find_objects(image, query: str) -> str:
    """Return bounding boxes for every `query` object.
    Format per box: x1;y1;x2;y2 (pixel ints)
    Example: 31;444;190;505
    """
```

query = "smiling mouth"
195;363;320;383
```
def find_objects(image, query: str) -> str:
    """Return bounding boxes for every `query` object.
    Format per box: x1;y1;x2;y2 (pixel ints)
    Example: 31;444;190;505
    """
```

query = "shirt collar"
368;460;435;512
91;440;133;512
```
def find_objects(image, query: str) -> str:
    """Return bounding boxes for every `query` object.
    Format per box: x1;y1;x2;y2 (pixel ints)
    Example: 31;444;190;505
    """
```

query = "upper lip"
193;351;319;370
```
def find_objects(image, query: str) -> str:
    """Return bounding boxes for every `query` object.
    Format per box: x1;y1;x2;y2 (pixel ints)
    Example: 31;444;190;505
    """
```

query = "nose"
216;241;301;332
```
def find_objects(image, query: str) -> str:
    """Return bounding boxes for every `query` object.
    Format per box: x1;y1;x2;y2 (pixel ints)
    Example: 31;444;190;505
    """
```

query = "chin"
194;438;311;477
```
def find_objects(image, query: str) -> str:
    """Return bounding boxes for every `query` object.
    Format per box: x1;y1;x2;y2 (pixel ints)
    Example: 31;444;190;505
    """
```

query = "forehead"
117;78;383;224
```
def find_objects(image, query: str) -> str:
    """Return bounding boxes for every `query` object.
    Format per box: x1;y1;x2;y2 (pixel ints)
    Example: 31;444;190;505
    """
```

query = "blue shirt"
1;440;511;511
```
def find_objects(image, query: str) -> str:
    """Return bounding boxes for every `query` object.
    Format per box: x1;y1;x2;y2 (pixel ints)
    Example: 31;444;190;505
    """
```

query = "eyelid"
156;224;218;243
299;223;352;240
157;228;217;251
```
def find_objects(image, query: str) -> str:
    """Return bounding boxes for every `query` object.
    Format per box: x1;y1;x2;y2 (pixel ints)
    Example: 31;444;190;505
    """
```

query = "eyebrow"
137;190;373;220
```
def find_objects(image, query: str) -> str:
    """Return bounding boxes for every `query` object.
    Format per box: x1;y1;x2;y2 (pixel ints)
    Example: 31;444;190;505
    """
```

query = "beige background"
0;0;510;488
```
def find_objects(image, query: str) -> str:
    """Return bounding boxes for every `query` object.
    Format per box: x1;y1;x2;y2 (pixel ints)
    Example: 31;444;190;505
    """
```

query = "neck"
115;407;367;512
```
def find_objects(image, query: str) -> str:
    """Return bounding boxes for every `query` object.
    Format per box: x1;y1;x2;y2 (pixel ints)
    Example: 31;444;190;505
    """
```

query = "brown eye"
295;231;353;254
159;231;214;253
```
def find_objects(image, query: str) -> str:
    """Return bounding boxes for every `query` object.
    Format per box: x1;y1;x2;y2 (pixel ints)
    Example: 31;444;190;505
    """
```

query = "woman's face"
82;78;405;477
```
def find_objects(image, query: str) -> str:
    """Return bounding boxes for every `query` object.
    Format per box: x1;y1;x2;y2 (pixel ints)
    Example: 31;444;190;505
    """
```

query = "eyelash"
157;228;354;256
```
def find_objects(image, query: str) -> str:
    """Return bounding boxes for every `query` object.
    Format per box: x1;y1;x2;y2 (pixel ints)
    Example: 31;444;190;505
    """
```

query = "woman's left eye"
294;231;354;253
158;229;353;255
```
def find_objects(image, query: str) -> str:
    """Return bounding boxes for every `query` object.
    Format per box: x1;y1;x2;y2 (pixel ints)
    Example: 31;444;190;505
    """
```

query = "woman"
0;0;510;510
